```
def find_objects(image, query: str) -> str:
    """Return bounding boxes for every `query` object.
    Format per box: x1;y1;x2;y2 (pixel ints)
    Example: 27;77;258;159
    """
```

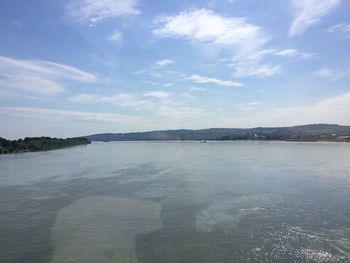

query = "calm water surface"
0;141;350;262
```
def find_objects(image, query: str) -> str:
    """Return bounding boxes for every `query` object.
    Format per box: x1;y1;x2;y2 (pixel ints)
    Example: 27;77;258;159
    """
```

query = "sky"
0;0;349;139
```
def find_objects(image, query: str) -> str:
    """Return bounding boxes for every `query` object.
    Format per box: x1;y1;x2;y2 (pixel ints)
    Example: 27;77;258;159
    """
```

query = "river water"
0;141;349;262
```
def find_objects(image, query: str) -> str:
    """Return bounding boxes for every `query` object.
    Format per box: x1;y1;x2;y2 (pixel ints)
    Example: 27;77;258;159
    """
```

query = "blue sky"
0;0;349;138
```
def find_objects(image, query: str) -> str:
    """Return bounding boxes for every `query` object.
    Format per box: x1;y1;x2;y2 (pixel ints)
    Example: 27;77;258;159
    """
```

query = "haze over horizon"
1;0;350;139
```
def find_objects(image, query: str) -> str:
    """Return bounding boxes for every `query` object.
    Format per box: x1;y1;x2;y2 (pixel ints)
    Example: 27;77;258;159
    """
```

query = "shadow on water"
0;164;169;263
0;161;349;263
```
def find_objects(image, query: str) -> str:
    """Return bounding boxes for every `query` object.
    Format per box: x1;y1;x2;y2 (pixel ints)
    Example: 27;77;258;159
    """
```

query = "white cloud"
152;9;287;79
0;107;146;124
328;23;350;38
163;83;173;87
219;92;350;127
153;9;268;55
275;49;314;59
155;59;174;67
289;0;341;36
144;91;172;98
106;31;123;44
186;74;243;87
0;55;97;96
70;93;152;109
66;0;140;24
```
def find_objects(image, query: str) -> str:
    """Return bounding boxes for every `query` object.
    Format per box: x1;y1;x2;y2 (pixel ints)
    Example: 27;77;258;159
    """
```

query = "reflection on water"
0;141;349;262
195;193;282;232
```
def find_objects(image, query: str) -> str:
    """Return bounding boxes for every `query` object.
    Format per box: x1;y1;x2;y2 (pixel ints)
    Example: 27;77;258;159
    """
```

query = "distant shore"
85;124;350;143
91;138;349;143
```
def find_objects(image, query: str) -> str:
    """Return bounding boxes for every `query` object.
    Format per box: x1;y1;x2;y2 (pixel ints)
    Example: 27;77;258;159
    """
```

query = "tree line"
0;137;91;154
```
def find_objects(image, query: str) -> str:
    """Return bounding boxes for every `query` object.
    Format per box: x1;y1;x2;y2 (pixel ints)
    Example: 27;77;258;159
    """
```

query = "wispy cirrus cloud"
0;107;146;124
0;55;97;96
227;49;280;77
327;23;350;38
0;76;66;96
155;59;174;67
289;0;341;36
228;48;313;77
106;31;123;44
180;92;195;100
66;0;140;24
157;105;207;119
238;102;261;112
186;74;243;87
312;67;333;78
229;61;281;78
69;91;205;124
275;49;315;59
312;67;350;80
189;87;206;92
144;91;172;98
69;93;152;109
0;56;97;82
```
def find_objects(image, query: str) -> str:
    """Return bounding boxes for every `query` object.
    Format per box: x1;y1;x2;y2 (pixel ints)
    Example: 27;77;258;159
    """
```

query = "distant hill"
0;137;91;154
86;124;350;142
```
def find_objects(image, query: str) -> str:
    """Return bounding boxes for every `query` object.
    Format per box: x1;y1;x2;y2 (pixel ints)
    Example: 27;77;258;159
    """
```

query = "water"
0;141;350;263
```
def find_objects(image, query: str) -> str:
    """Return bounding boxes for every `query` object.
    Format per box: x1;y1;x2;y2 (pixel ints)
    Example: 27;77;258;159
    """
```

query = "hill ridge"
85;124;350;142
